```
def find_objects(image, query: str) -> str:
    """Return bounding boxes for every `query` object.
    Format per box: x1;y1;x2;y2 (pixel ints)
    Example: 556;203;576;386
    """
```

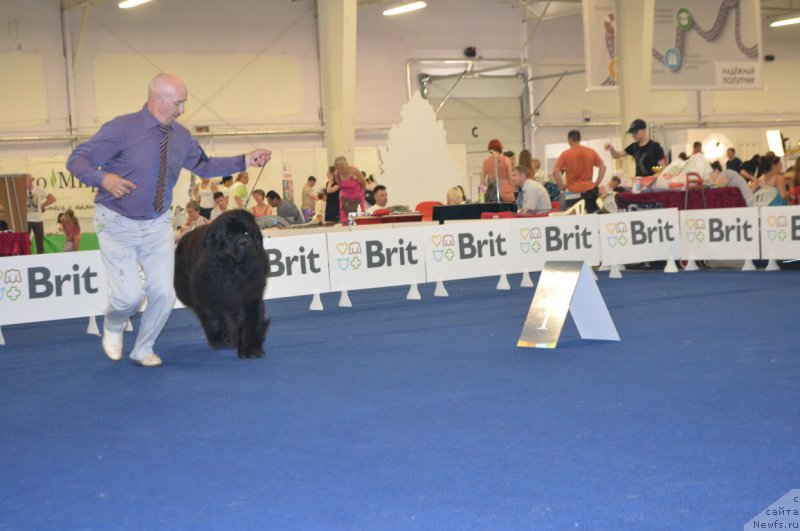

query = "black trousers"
28;221;45;254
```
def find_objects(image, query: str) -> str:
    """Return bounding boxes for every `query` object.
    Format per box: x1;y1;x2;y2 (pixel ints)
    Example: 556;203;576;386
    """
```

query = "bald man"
67;73;271;367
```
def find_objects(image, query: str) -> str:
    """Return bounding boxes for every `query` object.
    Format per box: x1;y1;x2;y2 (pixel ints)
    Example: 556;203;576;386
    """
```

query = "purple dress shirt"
67;105;245;220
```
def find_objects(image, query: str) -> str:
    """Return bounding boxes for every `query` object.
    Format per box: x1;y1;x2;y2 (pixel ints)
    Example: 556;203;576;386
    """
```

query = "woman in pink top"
59;209;81;252
481;139;515;202
338;166;366;222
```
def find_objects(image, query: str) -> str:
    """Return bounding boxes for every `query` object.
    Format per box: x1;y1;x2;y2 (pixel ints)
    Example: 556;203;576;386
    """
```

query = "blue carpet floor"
1;270;798;530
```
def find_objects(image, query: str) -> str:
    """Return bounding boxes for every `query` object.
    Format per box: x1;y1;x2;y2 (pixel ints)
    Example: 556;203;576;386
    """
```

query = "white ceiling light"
383;1;427;16
119;0;153;9
766;130;785;157
769;13;800;27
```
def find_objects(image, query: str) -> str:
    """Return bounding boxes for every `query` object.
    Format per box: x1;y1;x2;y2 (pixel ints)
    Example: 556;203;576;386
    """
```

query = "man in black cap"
605;118;666;177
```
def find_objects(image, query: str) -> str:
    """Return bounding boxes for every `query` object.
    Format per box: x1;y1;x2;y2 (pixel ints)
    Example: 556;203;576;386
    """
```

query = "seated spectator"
754;153;788;206
511;165;551;214
366;185;388;213
712;169;754;207
608;176;626;193
210;191;227;221
177;200;208;241
59;208;81;251
249;189;272;219
446;186;466;205
0;204;8;231
739;154;761;186
266;190;303;225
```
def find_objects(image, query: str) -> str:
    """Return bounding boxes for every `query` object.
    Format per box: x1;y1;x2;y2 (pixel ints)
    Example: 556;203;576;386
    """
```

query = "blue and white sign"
327;226;426;291
423;220;513;281
679;207;760;260
264;232;330;299
759;205;800;260
598;209;680;265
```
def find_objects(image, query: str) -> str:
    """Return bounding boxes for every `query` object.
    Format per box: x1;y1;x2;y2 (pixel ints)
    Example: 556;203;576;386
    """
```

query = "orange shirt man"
553;130;606;193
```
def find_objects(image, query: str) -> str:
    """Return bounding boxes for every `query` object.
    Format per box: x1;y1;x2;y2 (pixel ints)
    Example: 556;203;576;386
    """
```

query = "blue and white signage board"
598;208;680;265
326;226;426;291
0;251;108;326
679;207;760;260
510;215;601;273
759;205;800;260
263;232;330;299
423;220;513;281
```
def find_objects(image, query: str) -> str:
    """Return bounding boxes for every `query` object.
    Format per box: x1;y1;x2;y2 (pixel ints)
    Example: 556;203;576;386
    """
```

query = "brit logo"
766;215;788;242
518;227;542;254
335;241;363;271
0;269;23;303
605;222;629;247
430;234;456;262
685;218;706;243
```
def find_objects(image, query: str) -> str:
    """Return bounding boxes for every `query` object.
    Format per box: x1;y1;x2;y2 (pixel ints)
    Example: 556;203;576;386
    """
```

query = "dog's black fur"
174;210;270;358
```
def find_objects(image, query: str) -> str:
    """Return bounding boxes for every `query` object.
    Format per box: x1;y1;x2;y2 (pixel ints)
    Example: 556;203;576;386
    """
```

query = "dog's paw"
238;347;266;359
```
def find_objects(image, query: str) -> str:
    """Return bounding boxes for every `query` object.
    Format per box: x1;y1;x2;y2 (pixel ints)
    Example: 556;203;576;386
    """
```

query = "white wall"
0;0;797;200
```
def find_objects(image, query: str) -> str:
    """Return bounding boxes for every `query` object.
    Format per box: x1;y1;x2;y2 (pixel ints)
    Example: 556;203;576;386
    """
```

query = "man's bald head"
147;73;187;125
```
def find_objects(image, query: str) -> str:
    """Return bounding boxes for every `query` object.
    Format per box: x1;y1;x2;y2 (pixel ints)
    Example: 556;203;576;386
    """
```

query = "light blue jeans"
94;204;175;361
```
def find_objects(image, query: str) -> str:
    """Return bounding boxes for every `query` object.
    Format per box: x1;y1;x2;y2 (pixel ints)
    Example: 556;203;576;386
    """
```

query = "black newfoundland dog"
175;210;270;359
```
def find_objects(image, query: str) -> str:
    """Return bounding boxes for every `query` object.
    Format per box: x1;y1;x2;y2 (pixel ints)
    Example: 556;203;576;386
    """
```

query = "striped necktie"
153;124;169;213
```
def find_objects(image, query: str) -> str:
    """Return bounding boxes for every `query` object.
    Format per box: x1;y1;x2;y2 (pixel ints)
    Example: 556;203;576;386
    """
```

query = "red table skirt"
615;187;746;211
0;232;31;256
354;213;424;225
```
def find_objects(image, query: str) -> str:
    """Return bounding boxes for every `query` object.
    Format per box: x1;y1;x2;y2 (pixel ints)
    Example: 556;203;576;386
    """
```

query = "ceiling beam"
61;0;107;11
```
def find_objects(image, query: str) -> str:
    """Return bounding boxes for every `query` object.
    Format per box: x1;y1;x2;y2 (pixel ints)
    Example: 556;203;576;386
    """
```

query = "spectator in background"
227;171;249;210
312;190;327;223
266;190;303;225
0;204;8;231
210;191;227;220
512;165;551;214
220;175;234;199
553;130;606;213
503;150;516;168
26;174;56;254
176;200;208;241
605;118;666;177
481;139;514;202
59;208;81;251
338;166;366;222
193;176;217;219
249;189;272;219
325;157;348;223
692;141;703;155
754;153;788;206
739;154;761;186
301;176;317;221
366;185;388;213
364;175;377;206
712;168;754;207
726;147;742;172
446;186;466;205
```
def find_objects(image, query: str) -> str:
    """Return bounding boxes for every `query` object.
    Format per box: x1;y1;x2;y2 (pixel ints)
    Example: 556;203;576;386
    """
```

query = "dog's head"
205;210;265;264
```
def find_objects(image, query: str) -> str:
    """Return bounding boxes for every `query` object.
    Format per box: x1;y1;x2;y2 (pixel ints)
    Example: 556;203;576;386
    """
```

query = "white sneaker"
132;353;162;367
102;329;123;361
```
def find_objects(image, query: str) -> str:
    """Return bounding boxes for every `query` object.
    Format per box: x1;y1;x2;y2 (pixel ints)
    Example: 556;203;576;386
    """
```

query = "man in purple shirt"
67;73;270;367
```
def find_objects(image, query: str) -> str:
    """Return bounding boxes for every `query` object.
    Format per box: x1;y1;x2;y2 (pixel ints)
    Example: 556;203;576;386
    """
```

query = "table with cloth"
615;187;746;211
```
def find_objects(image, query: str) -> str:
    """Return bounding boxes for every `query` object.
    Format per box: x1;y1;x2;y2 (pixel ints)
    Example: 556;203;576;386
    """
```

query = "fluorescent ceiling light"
770;14;800;27
119;0;153;8
766;130;785;157
383;1;427;16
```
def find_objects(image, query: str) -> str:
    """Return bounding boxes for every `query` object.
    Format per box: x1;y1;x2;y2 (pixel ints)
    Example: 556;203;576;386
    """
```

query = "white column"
317;0;357;164
614;0;655;156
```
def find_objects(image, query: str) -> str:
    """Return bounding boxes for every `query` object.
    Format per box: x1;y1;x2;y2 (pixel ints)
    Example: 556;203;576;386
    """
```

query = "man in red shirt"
553;130;606;213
